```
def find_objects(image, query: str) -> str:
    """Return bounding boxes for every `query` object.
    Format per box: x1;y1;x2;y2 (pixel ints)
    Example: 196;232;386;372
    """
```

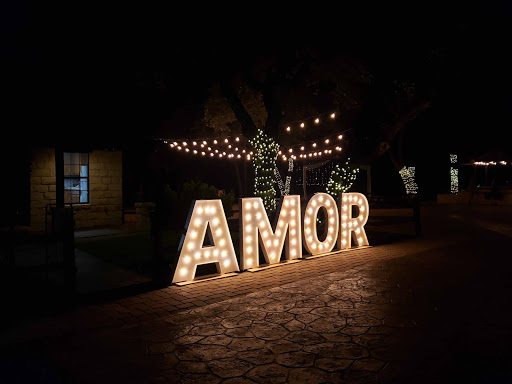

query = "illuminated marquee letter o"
303;193;339;255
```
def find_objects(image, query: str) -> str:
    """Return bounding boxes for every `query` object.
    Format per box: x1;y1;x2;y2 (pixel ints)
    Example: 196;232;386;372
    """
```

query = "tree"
199;48;372;210
142;41;438;206
326;158;359;198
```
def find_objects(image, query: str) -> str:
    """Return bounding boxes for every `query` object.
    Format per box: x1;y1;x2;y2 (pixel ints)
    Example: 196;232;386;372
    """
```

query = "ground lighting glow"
172;192;370;284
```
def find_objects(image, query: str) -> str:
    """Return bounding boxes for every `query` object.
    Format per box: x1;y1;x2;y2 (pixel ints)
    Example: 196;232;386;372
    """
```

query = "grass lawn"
75;228;242;277
75;230;181;275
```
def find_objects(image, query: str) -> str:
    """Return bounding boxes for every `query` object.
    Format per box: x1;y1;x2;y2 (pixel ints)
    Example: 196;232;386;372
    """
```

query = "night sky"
2;2;512;202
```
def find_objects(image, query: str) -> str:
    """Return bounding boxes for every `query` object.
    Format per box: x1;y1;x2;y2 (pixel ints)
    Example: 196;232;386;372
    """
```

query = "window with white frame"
64;152;89;204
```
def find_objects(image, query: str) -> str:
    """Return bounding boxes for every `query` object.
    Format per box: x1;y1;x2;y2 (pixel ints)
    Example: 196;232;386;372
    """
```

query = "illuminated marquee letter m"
239;196;302;270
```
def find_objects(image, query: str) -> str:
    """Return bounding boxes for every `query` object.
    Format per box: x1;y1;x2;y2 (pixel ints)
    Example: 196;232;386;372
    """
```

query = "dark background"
2;2;512;220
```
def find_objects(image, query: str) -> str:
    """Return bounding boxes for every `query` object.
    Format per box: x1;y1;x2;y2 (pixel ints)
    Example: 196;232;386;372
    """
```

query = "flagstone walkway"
1;206;512;383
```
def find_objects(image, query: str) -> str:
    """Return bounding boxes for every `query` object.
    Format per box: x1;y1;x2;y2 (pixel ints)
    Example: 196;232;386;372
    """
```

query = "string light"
281;111;337;133
474;161;507;166
163;136;252;161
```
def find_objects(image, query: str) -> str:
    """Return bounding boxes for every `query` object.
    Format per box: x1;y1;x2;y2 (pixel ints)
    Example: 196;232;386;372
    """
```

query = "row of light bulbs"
165;139;254;160
280;145;343;161
474;161;508;166
280;134;344;156
285;112;337;133
164;136;243;146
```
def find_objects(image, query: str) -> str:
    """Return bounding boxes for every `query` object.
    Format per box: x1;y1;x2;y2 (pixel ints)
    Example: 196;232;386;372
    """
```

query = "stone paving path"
2;207;512;383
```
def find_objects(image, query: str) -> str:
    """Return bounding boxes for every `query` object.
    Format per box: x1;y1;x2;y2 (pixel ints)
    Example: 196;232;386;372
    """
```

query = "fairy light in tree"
326;158;359;198
275;158;294;196
339;193;370;249
172;200;239;283
240;196;302;269
399;166;418;194
303;193;339;255
450;168;459;194
450;154;458;194
250;129;280;212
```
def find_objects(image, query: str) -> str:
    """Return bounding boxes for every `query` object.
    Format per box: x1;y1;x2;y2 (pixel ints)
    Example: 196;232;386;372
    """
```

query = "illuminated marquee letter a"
172;200;239;284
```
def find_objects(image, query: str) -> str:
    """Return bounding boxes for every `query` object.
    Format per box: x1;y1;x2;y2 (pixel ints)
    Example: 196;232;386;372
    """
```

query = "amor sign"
172;192;369;284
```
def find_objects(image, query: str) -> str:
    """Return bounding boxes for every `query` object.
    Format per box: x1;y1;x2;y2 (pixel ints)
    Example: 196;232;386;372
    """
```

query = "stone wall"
30;148;123;231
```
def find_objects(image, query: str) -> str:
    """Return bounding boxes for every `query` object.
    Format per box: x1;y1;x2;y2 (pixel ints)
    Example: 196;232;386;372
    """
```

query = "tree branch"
366;99;432;164
220;79;258;138
262;82;282;138
384;100;431;142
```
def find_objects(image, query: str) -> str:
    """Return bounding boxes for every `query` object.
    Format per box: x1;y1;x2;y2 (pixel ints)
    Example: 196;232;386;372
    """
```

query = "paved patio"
1;206;512;383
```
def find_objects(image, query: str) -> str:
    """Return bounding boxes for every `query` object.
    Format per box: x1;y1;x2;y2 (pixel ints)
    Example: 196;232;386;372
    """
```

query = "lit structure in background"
339;193;370;249
326;158;359;198
450;154;458;194
399;166;418;194
250;129;280;212
172;200;239;284
303;193;339;255
239;196;302;270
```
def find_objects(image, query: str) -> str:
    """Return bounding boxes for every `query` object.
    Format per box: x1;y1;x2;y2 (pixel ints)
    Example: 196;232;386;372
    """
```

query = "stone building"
30;147;123;231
